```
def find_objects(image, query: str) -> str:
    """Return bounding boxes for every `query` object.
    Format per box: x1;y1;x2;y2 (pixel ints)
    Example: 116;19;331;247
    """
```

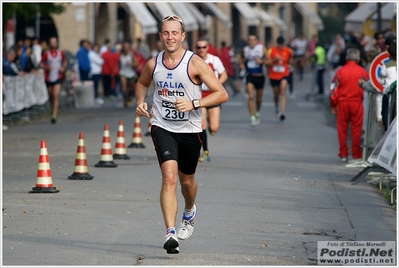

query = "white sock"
184;205;196;218
166;227;176;235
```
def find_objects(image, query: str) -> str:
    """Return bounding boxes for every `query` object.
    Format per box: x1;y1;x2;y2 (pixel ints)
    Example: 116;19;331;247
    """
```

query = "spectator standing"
31;38;42;68
380;38;397;131
76;39;91;81
369;32;391;128
101;44;120;100
330;48;369;162
14;45;34;73
39;37;67;124
327;35;345;84
119;41;137;107
40;39;48;55
136;37;150;60
3;49;20;76
219;41;240;96
132;43;147;78
374;31;386;52
14;45;24;72
17;39;29;72
228;45;241;94
99;38;110;55
308;35;318;70
88;43;104;104
313;41;326;95
207;42;219;56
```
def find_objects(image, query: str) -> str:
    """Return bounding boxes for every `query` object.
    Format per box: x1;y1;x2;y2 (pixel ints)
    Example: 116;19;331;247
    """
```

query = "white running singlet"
152;50;202;133
243;44;265;74
201;54;225;95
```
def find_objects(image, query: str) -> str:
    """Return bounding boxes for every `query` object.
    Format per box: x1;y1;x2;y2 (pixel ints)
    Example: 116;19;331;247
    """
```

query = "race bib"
273;65;285;73
161;100;189;121
247;59;260;69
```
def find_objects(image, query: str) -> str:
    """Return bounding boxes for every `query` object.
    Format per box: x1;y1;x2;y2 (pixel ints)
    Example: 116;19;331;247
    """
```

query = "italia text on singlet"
152;50;202;133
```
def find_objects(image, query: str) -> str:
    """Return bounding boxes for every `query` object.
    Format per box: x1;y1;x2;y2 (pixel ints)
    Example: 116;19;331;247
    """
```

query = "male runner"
135;15;228;254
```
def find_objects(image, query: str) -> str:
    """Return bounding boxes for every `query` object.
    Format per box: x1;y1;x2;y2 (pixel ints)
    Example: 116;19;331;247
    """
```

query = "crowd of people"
3;37;47;76
2;36;153;124
74;37;150;107
329;29;397;162
3;28;396;157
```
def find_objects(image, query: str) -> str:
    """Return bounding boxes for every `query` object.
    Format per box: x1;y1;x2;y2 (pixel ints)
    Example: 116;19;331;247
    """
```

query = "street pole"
36;4;41;38
377;3;382;31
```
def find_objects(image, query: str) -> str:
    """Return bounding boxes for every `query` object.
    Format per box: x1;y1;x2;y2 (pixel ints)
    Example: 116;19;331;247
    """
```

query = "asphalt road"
2;71;396;267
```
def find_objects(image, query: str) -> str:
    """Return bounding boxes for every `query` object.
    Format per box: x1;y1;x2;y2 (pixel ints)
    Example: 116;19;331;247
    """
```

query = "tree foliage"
3;3;66;22
318;3;359;46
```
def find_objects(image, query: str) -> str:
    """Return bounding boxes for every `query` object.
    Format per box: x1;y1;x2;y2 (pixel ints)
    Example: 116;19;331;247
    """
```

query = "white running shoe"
178;208;196;240
95;98;105;104
250;116;258;127
164;232;179;254
255;112;261;125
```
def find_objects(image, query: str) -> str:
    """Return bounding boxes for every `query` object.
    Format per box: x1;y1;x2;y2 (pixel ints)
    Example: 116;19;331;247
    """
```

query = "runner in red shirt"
265;36;294;121
40;37;67;124
330;48;369;161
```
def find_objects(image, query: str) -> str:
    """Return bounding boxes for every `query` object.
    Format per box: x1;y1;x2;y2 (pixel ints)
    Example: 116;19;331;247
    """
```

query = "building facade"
9;2;325;54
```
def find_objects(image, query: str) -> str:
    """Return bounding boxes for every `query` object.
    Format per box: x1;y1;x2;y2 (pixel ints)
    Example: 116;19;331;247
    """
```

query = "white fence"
3;71;49;115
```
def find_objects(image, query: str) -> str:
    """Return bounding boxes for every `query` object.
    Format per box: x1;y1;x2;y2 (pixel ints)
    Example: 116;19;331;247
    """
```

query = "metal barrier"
3;71;49;115
346;89;385;169
350;81;397;183
2;71;74;127
391;188;396;206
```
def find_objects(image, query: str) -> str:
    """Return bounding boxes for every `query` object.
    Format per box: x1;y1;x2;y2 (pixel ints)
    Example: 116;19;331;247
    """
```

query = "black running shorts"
151;125;202;175
270;77;290;87
245;74;265;90
46;79;62;87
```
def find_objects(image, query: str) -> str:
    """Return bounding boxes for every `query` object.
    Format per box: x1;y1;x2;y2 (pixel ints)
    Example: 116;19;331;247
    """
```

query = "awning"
372;3;396;20
293;3;324;31
346;3;379;23
344;3;378;32
150;2;174;18
371;3;397;30
233;3;260;26
204;3;232;28
268;12;288;31
252;7;274;27
125;2;158;35
169;2;199;32
186;3;208;30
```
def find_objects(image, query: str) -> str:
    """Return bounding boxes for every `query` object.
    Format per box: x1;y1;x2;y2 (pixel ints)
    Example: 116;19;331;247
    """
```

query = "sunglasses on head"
162;15;183;23
196;45;208;49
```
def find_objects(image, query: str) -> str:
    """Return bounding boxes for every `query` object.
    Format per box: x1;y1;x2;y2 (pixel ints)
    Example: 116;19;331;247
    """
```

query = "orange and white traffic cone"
69;132;94;180
128;113;146;148
95;124;118;167
145;107;153;136
29;140;60;193
113;120;130;160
